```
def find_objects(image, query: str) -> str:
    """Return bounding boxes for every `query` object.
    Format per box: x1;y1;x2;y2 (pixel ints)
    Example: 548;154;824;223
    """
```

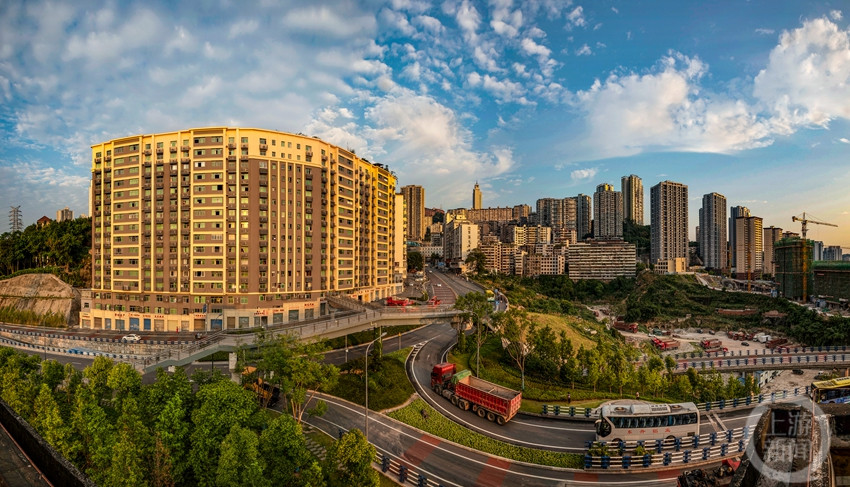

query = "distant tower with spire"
472;182;482;210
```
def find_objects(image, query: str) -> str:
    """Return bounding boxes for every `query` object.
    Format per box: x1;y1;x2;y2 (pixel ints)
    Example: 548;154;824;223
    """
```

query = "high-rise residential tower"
698;193;727;270
472;182;482;210
56;207;74;222
82;127;399;332
401;185;426;242
650;181;689;264
575;194;592;240
763;226;783;276
729;206;750;269
593;183;623;239
621;174;644;225
735;216;763;279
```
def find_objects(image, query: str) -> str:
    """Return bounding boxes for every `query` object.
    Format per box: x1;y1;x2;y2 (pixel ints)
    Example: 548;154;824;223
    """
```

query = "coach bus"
811;376;850;404
595;402;700;444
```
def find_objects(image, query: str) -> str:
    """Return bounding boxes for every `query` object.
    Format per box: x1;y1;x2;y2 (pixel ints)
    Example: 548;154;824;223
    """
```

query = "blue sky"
1;0;849;246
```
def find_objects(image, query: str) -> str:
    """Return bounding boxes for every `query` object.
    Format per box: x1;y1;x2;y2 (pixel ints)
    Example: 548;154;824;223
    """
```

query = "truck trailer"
430;363;521;425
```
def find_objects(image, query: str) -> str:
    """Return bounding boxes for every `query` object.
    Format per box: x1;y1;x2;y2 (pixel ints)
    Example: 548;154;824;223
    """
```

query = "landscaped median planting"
387;399;584;469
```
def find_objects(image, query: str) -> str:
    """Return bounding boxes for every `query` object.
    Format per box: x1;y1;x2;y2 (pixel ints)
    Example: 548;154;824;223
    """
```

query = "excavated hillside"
0;274;79;326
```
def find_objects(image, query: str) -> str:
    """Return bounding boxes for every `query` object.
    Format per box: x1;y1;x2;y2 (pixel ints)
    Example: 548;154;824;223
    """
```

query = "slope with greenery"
0;217;92;287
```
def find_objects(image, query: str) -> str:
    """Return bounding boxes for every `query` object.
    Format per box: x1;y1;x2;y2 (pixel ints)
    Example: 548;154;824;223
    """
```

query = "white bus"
594;402;700;445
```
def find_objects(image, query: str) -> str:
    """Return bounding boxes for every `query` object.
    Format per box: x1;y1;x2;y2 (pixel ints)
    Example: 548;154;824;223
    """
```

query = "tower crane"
791;213;838;302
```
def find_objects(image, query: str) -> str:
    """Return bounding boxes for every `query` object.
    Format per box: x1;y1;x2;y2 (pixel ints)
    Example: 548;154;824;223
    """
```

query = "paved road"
305;392;680;487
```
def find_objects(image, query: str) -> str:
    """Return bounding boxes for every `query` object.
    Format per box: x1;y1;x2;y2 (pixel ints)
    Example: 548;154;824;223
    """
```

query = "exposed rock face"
0;274;79;326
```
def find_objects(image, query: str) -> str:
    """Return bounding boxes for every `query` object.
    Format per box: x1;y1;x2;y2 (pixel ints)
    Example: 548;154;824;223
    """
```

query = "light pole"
364;330;387;441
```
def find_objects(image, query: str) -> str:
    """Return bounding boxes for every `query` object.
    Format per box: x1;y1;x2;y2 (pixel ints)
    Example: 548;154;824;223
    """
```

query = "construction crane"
791;212;838;302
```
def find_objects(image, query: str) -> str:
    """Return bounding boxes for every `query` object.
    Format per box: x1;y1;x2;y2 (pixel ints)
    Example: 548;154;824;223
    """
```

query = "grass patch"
196;350;230;362
329;347;415;411
527;312;596;350
388;399;583;469
305;430;335;451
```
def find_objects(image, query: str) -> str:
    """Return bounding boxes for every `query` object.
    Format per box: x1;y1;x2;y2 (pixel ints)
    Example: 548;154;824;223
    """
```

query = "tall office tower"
56;207;74;222
621;174;644;225
593;183;623;239
728;206;750;269
472;182;482;210
563;197;577;232
401;185;426;242
735;216;763;279
650;181;689;264
83;127;398;332
535;198;566;227
812;240;824;261
763;226;783;276
575;194;592;239
698;193;727;270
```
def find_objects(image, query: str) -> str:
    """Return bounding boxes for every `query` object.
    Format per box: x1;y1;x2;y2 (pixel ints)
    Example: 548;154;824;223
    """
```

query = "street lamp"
364;330;387;441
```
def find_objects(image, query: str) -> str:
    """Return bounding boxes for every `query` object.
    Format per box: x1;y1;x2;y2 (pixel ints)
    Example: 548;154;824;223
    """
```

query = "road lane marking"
310;396;676;485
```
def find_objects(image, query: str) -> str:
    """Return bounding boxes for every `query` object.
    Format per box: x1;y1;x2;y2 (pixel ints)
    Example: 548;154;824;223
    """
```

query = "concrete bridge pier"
229;352;239;383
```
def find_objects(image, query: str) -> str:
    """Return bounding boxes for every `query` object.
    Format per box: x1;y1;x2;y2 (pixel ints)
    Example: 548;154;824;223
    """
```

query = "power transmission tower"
8;206;22;233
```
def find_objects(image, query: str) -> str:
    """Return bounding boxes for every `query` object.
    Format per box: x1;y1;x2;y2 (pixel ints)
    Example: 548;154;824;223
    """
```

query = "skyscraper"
621;174;644;225
83;127;398;331
56;207;74;222
763;226;783;276
535;198;566;228
472;182;482;210
593;183;623;239
735;216;763;279
401;185;426;242
698;193;727;270
575;194;592;240
729;206;750;269
650;181;689;264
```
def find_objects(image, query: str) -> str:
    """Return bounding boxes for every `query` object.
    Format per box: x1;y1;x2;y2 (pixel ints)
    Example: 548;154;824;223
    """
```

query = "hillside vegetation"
0;218;92;287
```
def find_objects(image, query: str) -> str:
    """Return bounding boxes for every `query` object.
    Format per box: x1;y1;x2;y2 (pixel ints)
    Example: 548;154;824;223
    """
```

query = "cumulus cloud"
754;17;850;131
839;138;850;144
570;167;597;181
565;6;586;30
576;44;592;56
755;28;775;35
831;10;843;21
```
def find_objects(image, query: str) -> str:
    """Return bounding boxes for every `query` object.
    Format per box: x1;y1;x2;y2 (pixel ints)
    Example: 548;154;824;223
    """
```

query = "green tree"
106;396;151;487
260;415;324;487
71;387;116;485
32;383;74;459
407;250;424;272
153;393;191;486
84;356;114;405
464;248;487;275
107;362;142;411
189;380;261;487
453;291;492;376
498;309;535;391
40;359;65;393
216;425;268;487
323;429;378;487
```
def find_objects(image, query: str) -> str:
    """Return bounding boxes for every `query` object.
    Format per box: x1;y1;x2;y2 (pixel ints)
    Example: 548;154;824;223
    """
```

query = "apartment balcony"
95;157;102;164
143;149;152;156
226;155;236;162
240;155;249;162
228;143;236;150
321;154;328;162
181;167;190;176
259;144;268;151
105;155;112;162
181;145;190;152
156;147;163;155
170;147;177;153
241;143;249;150
181;157;190;164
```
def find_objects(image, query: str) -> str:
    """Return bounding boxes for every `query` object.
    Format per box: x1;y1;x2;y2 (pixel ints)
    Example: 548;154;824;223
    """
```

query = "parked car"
122;334;141;342
741;341;750;346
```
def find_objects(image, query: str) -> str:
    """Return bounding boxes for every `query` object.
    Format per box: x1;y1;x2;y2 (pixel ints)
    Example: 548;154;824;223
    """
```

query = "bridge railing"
671;344;850;361
583;425;755;470
539;386;813;419
676;352;850;372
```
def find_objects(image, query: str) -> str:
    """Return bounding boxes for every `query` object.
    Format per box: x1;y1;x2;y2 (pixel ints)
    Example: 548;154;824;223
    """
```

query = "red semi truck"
386;296;412;307
613;321;638;333
430;363;521;425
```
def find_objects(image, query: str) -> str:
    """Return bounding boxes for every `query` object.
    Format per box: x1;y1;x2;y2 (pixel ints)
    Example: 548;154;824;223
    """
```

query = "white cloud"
611;7;619;14
414;15;444;34
831;10;843;21
576;44;592;56
754;17;850;131
570;167;597;181
64;8;165;65
839;137;850;144
520;37;551;57
281;7;376;39
755;28;775;35
455;0;481;43
565;6;586;30
228;19;258;39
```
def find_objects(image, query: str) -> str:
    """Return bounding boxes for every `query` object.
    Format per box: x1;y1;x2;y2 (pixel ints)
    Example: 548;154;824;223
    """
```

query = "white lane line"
410;349;589;452
314;396;674;486
510;419;597;433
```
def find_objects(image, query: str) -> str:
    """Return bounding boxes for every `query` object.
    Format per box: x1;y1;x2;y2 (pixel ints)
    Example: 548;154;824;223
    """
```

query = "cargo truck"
386;296;412;307
430;363;521;425
613;321;638;333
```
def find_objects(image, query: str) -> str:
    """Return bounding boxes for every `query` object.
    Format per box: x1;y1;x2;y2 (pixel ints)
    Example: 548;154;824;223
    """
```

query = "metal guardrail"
540;386;813;419
671;344;850;361
675;352;850;373
583;425;755;470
